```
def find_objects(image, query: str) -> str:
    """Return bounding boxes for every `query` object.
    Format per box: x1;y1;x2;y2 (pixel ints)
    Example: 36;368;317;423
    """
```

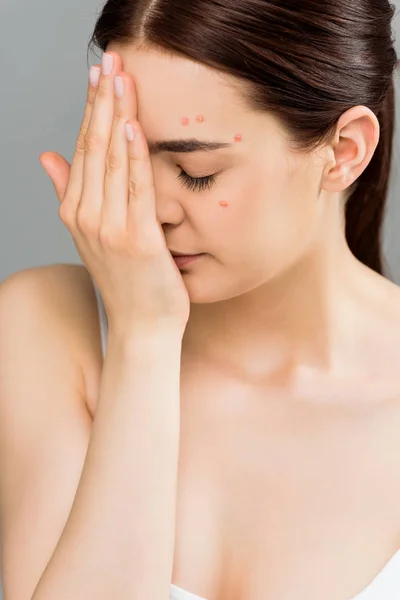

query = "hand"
39;51;191;336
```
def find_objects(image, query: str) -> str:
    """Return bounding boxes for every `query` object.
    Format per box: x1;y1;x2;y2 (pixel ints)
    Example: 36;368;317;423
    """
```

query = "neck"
182;229;381;389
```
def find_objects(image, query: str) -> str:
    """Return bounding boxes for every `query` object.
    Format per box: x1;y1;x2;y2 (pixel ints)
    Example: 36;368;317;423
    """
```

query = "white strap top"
91;278;400;600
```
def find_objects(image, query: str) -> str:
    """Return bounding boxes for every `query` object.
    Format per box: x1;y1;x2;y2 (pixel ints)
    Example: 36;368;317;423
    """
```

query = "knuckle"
84;132;104;153
114;105;124;120
96;78;108;98
106;151;122;174
99;226;123;250
76;209;98;235
130;225;159;256
58;201;74;226
75;133;86;154
87;86;97;105
136;238;158;259
128;177;143;198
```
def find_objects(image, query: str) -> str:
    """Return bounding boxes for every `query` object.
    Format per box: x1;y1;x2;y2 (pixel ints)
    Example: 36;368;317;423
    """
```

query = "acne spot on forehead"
181;117;190;126
196;115;205;123
234;134;242;142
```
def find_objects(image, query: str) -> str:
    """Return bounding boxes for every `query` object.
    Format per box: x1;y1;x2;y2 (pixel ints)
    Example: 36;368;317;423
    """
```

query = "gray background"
0;1;400;599
1;1;400;285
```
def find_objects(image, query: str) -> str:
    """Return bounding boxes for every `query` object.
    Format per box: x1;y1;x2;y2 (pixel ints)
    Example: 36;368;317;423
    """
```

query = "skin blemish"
219;202;229;208
196;115;205;123
234;134;243;142
181;117;190;126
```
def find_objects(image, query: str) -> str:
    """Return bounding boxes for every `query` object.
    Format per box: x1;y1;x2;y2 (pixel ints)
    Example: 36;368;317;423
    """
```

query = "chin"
183;277;224;304
183;271;266;305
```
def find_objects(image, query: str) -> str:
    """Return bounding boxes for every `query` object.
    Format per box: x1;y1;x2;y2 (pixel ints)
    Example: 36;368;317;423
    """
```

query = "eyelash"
177;168;217;192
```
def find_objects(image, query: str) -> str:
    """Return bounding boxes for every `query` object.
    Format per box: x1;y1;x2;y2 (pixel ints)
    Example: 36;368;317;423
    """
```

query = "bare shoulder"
0;263;103;415
0;266;102;600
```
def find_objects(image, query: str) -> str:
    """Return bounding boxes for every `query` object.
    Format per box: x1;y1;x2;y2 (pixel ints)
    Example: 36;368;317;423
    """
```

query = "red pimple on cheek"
219;201;229;208
181;117;190;126
234;134;243;142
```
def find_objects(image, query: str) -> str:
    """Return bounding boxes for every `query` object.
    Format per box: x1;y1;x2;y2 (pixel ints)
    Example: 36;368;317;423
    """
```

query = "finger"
60;64;101;226
39;152;71;202
102;72;138;232
126;120;159;246
79;51;123;225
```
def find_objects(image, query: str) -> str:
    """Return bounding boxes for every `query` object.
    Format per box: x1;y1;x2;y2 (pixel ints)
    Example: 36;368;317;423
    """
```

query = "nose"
153;180;185;228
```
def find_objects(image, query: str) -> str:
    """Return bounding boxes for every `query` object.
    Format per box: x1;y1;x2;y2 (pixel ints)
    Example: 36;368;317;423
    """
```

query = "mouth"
172;254;205;268
170;250;201;257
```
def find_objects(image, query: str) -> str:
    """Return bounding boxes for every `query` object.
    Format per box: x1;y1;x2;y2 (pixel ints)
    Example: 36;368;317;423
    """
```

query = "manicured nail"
114;76;124;98
102;53;113;75
89;66;100;87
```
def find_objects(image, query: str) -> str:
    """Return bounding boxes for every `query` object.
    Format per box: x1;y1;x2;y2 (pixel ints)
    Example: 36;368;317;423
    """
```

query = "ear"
321;105;380;193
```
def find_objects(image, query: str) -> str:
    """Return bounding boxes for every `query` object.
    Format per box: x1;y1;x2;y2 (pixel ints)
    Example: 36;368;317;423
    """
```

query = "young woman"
1;1;400;599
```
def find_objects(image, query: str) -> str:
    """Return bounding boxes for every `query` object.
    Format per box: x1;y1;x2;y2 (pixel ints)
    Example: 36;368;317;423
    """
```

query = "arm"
0;270;182;600
32;330;182;600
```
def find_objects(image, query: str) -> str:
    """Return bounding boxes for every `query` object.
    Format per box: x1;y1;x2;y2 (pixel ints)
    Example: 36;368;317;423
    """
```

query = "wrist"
107;325;183;354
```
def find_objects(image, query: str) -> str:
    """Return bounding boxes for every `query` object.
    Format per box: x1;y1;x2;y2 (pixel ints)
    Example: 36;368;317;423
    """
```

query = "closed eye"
177;168;217;192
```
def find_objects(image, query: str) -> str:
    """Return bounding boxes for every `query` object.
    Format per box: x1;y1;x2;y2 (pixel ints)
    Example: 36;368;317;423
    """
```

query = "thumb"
39;152;71;203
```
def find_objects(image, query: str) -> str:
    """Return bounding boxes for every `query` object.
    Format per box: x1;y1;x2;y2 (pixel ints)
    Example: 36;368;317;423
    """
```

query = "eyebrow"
147;138;233;155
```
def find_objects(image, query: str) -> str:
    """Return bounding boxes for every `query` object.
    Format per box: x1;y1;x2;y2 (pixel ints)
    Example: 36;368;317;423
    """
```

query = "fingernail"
114;76;124;98
102;53;114;76
89;66;100;87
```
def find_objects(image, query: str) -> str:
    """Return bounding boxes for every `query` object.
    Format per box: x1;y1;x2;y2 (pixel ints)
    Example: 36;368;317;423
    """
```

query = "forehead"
107;44;252;133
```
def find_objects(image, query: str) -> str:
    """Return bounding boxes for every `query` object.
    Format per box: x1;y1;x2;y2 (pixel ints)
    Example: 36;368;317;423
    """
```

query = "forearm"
32;329;183;600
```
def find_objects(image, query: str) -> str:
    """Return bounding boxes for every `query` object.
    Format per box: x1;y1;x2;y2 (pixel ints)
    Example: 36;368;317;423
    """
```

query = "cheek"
213;166;319;265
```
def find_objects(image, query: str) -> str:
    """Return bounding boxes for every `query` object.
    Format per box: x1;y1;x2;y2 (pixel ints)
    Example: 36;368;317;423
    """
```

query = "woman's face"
106;44;344;304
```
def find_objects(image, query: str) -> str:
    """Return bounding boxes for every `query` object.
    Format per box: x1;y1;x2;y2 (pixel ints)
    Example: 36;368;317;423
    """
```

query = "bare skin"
30;259;400;600
9;46;400;600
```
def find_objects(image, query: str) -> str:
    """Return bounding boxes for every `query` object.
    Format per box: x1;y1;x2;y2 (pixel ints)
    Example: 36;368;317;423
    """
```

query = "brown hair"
88;0;398;276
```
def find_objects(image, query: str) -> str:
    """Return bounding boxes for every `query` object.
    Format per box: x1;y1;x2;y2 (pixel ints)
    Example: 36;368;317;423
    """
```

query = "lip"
170;250;199;256
173;254;205;268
